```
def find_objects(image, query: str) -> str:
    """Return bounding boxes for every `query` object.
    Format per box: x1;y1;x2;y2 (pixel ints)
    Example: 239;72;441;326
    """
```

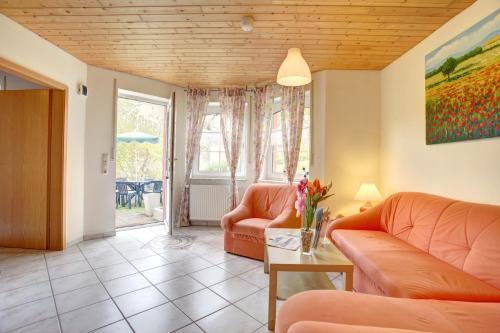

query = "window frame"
191;101;248;179
262;89;312;182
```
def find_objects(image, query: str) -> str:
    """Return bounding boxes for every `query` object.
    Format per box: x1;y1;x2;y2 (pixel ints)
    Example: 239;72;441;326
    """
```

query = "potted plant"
295;173;333;255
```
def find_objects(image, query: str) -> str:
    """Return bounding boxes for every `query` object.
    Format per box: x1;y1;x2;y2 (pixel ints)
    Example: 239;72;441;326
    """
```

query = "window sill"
259;179;300;185
190;176;248;182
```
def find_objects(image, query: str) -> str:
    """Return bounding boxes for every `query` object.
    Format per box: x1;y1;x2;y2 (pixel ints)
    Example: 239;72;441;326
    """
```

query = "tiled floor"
0;225;344;333
115;208;159;229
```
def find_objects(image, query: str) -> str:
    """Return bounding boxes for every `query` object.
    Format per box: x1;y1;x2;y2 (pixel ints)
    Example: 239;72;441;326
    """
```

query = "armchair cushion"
221;183;300;260
232;218;270;239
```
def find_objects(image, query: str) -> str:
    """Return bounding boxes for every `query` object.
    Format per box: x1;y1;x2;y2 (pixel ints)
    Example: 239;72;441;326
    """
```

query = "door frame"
0;57;67;250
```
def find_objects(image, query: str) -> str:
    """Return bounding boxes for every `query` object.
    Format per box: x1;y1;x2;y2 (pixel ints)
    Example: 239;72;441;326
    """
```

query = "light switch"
102;153;109;175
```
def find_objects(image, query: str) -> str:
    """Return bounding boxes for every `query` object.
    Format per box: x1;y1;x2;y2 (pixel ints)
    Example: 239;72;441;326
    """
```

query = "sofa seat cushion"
333;230;500;301
276;290;500;333
232;218;271;239
288;321;437;333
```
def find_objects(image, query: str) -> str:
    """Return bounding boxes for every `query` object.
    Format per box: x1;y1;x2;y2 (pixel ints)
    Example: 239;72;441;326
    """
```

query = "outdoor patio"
115;207;161;229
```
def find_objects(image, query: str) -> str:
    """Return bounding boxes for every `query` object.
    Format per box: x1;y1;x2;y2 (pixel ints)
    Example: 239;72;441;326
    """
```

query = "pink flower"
297;178;308;195
295;192;305;217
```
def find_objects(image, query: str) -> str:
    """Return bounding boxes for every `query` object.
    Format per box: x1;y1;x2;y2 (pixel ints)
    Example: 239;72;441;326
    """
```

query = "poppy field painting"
425;9;500;145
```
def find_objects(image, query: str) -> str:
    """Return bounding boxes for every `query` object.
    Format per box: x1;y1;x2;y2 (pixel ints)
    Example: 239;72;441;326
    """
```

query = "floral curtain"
252;86;274;182
219;88;246;210
177;89;209;227
280;86;305;184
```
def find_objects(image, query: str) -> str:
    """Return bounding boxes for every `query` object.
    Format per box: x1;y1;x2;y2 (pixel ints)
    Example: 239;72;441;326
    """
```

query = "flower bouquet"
295;172;333;255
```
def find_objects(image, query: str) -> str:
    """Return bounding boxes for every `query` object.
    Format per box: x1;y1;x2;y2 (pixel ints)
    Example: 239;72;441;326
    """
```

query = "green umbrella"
116;131;159;144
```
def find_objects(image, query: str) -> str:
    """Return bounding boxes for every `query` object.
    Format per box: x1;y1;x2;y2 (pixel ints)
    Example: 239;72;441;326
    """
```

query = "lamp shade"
277;48;311;86
354;183;382;202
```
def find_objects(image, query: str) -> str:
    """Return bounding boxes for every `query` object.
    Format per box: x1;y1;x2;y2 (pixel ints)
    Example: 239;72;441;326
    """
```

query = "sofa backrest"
380;192;500;289
243;183;297;220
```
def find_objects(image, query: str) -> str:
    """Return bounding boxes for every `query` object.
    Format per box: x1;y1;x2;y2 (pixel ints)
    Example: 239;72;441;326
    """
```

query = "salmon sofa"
221;183;300;260
327;192;500;301
276;290;500;333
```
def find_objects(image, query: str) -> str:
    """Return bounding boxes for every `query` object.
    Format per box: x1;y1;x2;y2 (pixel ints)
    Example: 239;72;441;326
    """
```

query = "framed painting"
425;9;500;145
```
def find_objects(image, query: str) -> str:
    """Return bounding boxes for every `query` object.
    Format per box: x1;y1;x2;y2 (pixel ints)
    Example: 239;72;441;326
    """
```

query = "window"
193;102;246;178
265;90;311;181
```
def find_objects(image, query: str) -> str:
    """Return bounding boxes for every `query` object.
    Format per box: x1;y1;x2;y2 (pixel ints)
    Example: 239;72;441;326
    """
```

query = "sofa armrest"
267;207;300;229
326;204;383;242
220;204;252;231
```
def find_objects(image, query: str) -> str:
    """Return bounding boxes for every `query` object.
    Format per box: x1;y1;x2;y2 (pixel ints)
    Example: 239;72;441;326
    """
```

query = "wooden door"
0;89;51;249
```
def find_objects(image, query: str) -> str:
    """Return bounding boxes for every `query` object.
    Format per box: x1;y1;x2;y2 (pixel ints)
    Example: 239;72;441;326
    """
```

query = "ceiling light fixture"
277;48;311;86
241;16;254;32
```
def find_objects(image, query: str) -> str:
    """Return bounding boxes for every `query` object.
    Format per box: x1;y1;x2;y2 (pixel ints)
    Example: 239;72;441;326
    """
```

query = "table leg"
345;270;353;291
264;245;269;274
268;269;278;330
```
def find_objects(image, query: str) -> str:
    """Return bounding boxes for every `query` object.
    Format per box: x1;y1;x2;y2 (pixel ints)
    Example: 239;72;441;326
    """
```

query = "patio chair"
116;182;138;209
143;180;163;203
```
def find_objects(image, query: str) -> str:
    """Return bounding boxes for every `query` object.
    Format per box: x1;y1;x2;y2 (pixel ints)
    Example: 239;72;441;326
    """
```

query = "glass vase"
300;228;314;255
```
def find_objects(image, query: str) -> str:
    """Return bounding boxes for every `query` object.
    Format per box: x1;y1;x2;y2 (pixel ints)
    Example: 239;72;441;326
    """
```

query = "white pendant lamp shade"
277;48;311;86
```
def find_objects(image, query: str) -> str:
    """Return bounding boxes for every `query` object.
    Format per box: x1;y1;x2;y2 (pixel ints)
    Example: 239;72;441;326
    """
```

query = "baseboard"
83;230;116;241
191;220;221;227
66;237;83;248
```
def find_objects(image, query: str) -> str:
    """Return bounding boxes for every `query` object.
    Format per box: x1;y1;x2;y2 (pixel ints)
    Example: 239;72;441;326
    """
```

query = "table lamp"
355;183;382;212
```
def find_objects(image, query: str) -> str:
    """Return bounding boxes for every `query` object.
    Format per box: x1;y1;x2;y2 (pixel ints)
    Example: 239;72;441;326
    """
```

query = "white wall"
84;66;186;237
312;70;381;216
0;14;88;245
380;0;500;205
0;70;45;90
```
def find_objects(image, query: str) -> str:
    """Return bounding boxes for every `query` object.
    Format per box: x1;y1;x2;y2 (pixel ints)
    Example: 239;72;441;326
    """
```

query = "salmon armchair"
221;183;300;260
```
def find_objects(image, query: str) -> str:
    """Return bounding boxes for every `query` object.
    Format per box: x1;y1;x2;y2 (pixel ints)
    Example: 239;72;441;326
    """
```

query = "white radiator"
189;184;245;221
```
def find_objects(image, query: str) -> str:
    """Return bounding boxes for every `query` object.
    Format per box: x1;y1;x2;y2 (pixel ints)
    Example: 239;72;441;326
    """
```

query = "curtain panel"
252;86;274;182
280;86;306;184
177;88;209;227
219;88;247;211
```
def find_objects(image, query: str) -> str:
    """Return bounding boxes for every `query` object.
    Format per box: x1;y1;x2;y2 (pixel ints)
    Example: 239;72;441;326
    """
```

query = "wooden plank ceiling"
0;0;475;87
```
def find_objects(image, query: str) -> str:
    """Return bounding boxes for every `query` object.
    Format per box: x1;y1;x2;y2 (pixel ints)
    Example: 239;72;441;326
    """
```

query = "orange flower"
313;179;321;190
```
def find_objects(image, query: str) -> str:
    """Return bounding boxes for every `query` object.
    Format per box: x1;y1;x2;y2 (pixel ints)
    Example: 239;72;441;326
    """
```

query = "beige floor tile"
0;269;49;293
142;263;184;284
103;273;151;297
156;275;205;300
189;266;234;286
47;260;92;279
0;297;57;332
173;323;204;333
210;277;260;303
55;283;109;314
234;289;269;324
0;281;52;311
113;286;168;317
45;252;85;268
217;258;261;275
59;299;123;333
130;254;169;271
128;303;192;333
200;250;238;265
51;270;99;295
95;262;138;282
173;289;229;321
92;320;133;333
238;267;269;288
177;256;213;274
120;248;157;261
87;253;126;269
196;305;261;333
8;316;60;333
